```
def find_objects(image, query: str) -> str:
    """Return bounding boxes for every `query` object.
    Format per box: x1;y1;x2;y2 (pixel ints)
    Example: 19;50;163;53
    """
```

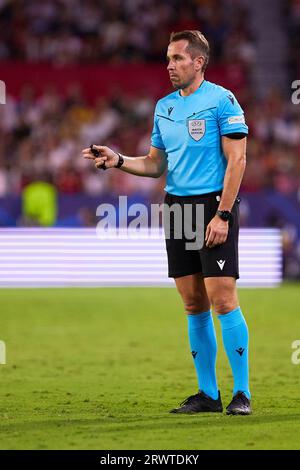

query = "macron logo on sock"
236;347;245;356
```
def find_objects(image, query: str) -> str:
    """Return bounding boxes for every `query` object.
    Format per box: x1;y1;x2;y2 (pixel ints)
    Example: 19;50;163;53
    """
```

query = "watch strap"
115;153;124;168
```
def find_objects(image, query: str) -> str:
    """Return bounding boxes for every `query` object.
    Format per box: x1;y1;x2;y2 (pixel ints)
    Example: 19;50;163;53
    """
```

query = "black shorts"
164;191;240;279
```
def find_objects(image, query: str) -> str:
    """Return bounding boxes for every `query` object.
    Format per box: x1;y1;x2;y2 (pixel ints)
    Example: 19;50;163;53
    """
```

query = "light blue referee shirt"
151;80;248;196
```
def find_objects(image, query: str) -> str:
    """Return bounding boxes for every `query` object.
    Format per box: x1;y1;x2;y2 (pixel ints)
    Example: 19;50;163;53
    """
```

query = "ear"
195;56;204;72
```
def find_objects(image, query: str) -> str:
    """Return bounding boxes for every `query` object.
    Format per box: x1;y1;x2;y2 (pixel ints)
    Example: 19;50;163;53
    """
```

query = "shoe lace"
179;393;200;407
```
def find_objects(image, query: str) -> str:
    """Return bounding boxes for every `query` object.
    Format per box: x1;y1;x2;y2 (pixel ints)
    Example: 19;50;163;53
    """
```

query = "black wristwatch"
115;153;124;168
216;210;233;226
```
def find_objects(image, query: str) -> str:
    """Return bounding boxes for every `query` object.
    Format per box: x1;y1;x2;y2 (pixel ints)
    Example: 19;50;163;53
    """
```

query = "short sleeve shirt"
151;80;248;196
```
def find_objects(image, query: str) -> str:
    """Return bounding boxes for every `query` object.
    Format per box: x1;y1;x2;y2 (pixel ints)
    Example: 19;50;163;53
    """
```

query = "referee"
83;30;251;415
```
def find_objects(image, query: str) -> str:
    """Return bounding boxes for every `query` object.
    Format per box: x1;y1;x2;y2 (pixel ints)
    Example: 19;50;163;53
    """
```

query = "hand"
205;215;229;248
82;145;119;170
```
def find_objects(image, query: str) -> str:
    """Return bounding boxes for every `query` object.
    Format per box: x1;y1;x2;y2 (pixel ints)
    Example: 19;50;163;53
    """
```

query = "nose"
167;60;175;71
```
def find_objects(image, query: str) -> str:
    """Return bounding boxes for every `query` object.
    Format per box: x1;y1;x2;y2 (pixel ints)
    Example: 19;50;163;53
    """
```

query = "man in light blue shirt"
83;30;251;416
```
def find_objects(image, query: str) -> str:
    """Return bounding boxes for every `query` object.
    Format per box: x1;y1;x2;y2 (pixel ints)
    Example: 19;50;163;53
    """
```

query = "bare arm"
82;145;167;178
205;136;247;248
218;136;247;211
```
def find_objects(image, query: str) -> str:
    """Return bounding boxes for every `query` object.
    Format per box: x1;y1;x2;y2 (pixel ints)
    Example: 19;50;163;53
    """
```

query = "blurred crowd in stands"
0;82;299;200
0;0;255;66
0;0;299;277
0;83;163;199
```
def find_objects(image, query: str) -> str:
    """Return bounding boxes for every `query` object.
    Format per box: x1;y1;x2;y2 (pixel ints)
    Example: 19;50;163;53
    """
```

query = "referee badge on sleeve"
188;119;206;141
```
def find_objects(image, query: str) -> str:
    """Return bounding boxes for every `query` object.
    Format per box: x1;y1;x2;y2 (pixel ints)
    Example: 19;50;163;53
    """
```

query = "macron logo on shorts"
217;260;226;270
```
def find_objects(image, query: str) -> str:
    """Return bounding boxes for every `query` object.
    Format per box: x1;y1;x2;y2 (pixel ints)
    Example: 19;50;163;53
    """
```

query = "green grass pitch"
0;284;300;450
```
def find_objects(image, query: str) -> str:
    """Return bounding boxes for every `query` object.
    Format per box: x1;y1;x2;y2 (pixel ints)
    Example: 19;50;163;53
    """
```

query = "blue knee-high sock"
187;310;218;400
218;307;250;399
